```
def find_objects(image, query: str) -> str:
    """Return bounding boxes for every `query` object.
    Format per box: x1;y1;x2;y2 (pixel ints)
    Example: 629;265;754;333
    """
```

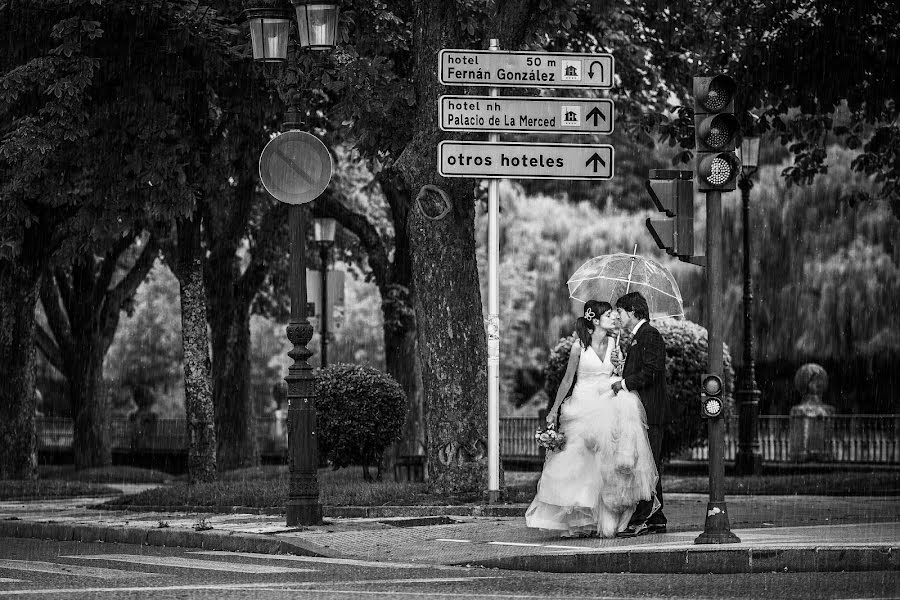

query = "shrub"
315;364;407;480
542;318;735;459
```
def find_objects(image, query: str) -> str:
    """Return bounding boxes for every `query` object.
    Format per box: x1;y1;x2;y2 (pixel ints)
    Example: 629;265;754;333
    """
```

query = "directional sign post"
438;43;616;507
439;96;614;135
439;50;614;89
438;141;614;180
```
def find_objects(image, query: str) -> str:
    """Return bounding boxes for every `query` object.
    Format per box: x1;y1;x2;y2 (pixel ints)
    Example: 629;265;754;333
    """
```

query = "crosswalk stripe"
190;551;463;571
64;554;316;574
0;559;158;579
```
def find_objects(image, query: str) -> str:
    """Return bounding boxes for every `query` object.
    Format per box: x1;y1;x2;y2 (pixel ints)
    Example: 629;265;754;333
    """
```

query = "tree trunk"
0;261;40;480
393;2;491;494
385;322;424;456
65;344;111;469
208;280;257;471
178;239;217;482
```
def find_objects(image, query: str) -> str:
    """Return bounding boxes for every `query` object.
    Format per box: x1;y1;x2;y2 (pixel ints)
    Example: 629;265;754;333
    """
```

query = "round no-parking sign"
259;131;333;205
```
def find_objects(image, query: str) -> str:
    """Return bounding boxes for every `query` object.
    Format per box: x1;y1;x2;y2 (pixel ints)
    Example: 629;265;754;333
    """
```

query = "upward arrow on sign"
585;152;607;172
586;106;606;126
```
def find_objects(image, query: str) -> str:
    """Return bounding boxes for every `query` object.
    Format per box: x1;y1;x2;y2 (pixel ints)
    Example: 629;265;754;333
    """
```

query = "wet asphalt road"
0;537;897;599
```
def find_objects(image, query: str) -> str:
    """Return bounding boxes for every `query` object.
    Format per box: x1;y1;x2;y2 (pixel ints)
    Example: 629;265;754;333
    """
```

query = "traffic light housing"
645;169;694;258
700;373;724;418
694;75;741;192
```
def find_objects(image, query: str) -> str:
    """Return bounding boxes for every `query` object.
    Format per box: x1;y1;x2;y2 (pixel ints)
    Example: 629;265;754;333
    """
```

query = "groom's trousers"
629;424;666;526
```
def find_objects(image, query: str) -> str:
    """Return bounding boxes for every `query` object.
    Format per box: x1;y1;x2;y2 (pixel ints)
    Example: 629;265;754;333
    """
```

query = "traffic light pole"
695;190;740;544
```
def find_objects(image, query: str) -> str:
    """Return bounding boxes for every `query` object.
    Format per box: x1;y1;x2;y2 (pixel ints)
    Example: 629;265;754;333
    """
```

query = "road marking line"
0;578;24;583
0;584;652;599
435;538;471;543
0;559;158;579
486;542;544;547
63;554;315;574
189;550;463;571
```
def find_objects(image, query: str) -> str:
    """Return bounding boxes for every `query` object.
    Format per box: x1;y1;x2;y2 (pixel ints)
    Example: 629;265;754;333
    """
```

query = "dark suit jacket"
622;321;669;426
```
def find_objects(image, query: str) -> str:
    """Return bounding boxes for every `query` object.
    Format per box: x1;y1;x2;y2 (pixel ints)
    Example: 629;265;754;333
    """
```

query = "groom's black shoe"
616;522;650;538
647;523;667;534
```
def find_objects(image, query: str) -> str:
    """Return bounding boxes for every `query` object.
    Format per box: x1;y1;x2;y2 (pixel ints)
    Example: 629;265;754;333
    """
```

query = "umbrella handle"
625;244;638;294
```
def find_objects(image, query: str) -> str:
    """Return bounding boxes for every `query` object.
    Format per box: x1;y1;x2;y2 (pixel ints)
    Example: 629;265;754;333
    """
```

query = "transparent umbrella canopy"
566;252;685;320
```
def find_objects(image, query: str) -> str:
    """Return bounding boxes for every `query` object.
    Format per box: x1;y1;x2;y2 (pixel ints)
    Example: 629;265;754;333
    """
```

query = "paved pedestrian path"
1;494;898;573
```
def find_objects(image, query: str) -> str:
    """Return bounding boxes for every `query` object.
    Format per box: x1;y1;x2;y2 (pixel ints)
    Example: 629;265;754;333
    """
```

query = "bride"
525;300;659;538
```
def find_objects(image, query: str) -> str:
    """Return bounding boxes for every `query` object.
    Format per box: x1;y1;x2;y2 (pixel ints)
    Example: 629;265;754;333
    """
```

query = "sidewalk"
1;494;898;574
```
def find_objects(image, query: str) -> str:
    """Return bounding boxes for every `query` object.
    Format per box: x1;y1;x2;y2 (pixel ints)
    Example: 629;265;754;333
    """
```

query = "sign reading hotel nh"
438;141;614;181
439;96;614;135
439;50;614;89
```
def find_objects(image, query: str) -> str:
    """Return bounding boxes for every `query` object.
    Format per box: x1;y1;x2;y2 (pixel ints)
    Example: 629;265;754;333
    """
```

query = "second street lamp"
313;217;337;368
735;135;764;475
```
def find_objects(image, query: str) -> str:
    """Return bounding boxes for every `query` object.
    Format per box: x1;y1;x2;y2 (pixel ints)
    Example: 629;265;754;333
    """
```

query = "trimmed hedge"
542;318;735;459
315;364;407;480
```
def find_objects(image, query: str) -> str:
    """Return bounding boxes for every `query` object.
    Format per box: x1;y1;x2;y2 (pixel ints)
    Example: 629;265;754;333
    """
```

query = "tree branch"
39;273;73;360
100;234;159;343
34;324;64;374
317;188;392;290
92;233;135;311
235;200;287;306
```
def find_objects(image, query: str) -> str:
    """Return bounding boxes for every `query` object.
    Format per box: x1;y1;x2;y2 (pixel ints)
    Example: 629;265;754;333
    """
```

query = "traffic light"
694;75;741;192
700;373;724;418
645;169;694;258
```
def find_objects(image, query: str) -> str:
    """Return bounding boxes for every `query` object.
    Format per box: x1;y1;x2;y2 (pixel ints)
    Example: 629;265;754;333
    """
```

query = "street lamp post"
245;0;340;527
313;217;337;368
735;135;764;475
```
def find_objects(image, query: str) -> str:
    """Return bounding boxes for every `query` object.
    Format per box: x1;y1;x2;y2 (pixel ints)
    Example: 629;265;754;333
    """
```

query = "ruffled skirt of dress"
525;379;659;538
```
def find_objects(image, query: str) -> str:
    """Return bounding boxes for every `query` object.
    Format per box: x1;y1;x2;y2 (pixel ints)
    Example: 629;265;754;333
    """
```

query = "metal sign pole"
486;38;502;504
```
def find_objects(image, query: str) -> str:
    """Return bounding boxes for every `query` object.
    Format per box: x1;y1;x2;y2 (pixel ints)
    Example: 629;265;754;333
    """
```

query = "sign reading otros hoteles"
438;141;614;181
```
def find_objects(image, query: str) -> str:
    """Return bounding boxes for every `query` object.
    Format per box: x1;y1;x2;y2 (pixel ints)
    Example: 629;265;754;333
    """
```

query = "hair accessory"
584;307;595;320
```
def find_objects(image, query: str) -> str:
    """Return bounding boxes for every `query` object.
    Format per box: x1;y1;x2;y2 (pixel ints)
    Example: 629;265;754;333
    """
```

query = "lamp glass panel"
249;18;289;61
314;218;337;243
296;4;339;49
740;136;761;169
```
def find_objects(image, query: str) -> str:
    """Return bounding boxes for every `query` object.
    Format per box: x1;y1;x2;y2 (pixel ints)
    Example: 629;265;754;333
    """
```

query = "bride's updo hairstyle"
576;300;612;349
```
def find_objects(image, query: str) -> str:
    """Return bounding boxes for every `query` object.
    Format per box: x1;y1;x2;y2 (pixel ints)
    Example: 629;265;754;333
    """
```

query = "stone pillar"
789;363;835;462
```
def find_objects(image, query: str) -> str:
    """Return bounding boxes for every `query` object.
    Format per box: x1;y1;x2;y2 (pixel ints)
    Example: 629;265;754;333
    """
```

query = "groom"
611;291;668;536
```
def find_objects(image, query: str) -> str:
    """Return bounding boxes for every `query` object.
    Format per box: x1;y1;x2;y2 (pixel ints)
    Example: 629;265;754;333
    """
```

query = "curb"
91;504;529;518
466;546;900;574
0;519;335;558
2;518;898;574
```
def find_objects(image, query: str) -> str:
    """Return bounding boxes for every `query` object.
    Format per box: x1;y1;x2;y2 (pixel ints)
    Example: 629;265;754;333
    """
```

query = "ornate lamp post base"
695;501;742;544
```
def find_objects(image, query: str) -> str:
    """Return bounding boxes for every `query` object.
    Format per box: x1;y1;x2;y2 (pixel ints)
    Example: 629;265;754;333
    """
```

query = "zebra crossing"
0;552;317;585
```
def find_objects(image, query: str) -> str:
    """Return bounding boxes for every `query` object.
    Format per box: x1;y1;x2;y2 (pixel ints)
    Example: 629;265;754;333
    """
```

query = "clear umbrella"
566;249;685;320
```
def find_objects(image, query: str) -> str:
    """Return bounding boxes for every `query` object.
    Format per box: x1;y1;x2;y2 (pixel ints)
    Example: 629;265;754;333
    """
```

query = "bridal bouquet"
534;423;566;451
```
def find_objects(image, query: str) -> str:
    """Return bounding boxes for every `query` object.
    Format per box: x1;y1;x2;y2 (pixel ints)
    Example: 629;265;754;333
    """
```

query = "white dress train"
525;341;659;538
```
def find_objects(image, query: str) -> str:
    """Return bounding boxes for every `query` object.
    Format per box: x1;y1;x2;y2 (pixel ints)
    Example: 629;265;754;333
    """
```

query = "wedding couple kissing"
525;291;668;539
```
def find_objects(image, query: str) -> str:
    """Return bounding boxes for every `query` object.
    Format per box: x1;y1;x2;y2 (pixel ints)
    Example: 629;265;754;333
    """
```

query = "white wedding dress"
525;340;659;538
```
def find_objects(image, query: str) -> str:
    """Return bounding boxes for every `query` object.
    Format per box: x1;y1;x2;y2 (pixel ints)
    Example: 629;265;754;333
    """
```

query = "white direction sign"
439;96;614;135
439;50;614;89
438;141;614;180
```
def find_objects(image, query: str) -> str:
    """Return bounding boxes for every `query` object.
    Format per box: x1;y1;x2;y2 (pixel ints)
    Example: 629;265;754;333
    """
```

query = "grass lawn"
103;465;534;511
38;465;174;484
511;470;900;496
0;479;119;500
101;465;900;513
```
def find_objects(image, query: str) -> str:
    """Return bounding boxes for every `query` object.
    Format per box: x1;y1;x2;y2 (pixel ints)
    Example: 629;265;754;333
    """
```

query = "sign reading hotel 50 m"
438;141;614;181
439;50;614;89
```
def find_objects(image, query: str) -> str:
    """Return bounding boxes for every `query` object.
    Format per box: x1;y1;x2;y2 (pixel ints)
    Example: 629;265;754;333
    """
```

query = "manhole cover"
379;517;460;528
